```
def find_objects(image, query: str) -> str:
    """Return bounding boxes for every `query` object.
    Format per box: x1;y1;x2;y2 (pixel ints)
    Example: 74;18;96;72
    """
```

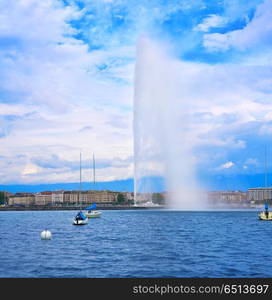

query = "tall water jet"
133;37;204;210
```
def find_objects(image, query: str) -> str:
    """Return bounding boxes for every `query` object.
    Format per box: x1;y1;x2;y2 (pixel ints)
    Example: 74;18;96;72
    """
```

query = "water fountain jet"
133;37;205;210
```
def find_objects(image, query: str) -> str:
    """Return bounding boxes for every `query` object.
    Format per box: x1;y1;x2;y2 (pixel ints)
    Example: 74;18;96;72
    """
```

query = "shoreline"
0;205;258;211
0;205;163;211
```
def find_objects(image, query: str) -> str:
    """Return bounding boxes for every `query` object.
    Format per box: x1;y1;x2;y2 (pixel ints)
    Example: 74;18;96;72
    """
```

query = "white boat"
84;203;102;218
73;211;89;225
141;201;160;207
85;210;102;218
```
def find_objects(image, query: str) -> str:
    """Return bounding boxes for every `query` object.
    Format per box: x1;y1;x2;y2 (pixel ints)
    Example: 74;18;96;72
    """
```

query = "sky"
1;0;272;191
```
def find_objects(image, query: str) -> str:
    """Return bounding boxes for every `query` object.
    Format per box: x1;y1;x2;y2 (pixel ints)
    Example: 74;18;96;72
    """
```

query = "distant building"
62;190;118;205
87;190;118;203
8;193;35;206
247;187;272;207
63;191;78;205
7;189;256;207
52;190;64;205
35;191;52;206
207;191;247;207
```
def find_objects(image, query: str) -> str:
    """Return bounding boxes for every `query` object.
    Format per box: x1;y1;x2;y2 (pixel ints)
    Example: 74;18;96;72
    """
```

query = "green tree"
117;193;126;204
0;191;7;205
152;193;165;205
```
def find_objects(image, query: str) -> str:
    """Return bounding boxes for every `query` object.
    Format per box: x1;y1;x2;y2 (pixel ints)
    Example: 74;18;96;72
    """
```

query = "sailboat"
84;154;102;218
258;147;272;220
73;152;88;225
259;202;272;220
73;210;89;225
84;202;102;218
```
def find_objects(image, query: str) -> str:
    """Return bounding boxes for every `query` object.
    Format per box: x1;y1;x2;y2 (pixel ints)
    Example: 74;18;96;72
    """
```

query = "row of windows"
248;190;272;201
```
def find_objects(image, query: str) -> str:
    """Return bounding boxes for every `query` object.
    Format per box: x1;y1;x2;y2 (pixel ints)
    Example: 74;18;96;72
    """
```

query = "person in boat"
264;203;269;219
75;211;85;221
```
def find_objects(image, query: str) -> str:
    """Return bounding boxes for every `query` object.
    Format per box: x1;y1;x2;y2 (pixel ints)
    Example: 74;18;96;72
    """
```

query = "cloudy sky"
1;0;272;189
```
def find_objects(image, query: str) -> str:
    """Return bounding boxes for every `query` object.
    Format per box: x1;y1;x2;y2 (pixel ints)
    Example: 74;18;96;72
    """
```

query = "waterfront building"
7;190;257;208
79;191;91;204
35;191;52;206
206;191;247;207
52;190;64;205
7;190;120;207
63;191;79;205
247;187;272;207
86;190;118;203
63;190;118;205
8;193;35;206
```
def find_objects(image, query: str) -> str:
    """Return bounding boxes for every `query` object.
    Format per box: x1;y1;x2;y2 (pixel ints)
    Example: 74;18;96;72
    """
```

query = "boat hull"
73;218;88;225
258;211;272;221
73;211;89;225
85;210;102;218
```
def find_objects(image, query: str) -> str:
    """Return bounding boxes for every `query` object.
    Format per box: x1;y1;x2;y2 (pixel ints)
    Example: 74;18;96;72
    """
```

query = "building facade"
206;191;247;207
8;193;35;206
63;190;118;205
8;190;119;206
52;190;64;205
63;191;79;205
247;188;272;207
35;192;52;206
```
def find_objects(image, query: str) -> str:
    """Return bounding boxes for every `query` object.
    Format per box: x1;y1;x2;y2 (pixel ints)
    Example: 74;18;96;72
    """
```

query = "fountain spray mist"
133;37;205;210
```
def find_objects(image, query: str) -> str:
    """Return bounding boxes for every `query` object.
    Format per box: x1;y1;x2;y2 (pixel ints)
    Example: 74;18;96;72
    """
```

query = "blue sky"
1;0;272;191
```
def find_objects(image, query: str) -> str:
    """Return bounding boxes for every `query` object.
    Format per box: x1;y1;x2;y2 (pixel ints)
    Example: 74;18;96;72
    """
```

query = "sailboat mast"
265;146;268;188
93;153;96;188
264;146;269;205
79;151;82;207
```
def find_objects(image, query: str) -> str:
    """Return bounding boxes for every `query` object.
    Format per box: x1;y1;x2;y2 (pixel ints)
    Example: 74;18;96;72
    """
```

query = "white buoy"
40;230;52;240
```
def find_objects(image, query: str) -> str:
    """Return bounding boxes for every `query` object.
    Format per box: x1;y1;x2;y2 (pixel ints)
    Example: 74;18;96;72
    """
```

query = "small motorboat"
258;203;272;220
73;211;89;225
84;203;102;218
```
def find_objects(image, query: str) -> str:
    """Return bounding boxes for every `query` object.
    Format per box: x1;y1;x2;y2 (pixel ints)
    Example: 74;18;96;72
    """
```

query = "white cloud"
203;0;272;52
133;38;272;182
219;161;235;169
245;158;259;166
242;158;260;172
22;163;42;176
0;0;134;184
195;14;227;32
1;0;272;185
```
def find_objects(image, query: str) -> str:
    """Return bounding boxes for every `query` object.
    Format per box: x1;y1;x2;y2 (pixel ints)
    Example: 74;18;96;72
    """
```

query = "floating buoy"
40;230;52;240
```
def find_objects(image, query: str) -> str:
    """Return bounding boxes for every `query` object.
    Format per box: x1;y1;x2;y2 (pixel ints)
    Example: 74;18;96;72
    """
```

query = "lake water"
0;210;271;278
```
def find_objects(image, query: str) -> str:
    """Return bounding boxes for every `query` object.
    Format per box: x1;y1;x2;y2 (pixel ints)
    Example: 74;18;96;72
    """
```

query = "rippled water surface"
0;210;271;277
